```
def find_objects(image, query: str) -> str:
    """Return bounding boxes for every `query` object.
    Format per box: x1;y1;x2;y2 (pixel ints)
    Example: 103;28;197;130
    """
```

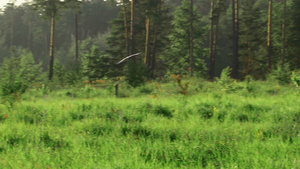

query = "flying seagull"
116;53;142;64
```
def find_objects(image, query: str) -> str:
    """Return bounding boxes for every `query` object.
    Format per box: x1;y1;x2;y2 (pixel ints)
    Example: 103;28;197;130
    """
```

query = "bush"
244;75;255;93
291;71;300;87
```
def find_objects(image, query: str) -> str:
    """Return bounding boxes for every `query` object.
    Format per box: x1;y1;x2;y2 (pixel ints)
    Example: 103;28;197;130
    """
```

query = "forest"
0;0;299;84
0;0;299;168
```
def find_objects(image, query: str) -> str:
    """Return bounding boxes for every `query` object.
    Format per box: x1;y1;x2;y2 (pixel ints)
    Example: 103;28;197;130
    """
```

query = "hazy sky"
0;0;29;9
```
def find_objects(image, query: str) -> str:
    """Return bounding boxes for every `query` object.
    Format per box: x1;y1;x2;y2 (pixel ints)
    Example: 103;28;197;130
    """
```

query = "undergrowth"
0;78;298;168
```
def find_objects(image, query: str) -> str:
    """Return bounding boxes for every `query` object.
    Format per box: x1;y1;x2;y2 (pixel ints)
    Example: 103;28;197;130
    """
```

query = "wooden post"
115;84;119;97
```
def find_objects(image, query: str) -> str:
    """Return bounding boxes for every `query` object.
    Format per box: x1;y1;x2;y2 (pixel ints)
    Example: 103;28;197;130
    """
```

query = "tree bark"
213;0;221;76
10;6;14;48
130;0;136;58
75;12;79;71
209;0;215;79
145;18;151;67
49;15;55;80
151;1;162;78
268;0;272;72
282;0;286;65
27;22;32;50
151;25;158;78
232;0;239;79
122;0;130;56
190;0;194;77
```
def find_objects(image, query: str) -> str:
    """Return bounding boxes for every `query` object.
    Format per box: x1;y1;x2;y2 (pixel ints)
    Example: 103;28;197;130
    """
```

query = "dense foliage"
0;0;298;85
0;1;299;166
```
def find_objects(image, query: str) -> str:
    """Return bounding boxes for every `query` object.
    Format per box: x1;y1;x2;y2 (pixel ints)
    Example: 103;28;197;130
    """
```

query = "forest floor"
0;79;299;168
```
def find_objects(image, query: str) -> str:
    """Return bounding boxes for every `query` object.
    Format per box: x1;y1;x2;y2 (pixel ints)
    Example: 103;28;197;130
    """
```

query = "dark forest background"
0;0;299;87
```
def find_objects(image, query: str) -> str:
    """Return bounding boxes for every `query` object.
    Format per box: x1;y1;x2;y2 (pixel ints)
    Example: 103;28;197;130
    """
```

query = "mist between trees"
0;0;299;87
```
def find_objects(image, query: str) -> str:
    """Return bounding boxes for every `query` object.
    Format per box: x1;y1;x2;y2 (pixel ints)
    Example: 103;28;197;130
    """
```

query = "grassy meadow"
0;78;299;168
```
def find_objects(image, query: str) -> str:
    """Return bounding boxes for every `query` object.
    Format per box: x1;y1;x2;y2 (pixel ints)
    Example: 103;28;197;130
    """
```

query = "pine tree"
239;0;265;77
82;46;110;81
106;0;171;78
166;0;207;77
64;0;82;71
32;0;65;80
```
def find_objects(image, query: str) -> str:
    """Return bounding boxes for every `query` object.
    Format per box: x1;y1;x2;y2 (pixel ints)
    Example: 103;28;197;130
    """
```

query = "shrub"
291;71;300;87
271;63;292;84
126;62;149;87
244;75;255;93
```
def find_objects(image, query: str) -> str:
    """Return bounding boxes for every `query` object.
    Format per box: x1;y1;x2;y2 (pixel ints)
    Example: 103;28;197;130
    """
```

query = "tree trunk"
245;34;253;74
130;0;136;58
49;15;55;80
10;7;14;47
75;12;79;72
27;22;32;50
212;0;222;79
122;0;130;55
145;18;151;67
232;0;239;79
282;0;286;65
151;25;158;78
151;1;162;78
268;0;272;72
213;0;221;74
209;0;215;79
190;0;194;77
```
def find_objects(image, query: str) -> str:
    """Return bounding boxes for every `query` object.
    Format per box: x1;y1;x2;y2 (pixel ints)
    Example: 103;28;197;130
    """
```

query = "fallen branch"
116;53;142;64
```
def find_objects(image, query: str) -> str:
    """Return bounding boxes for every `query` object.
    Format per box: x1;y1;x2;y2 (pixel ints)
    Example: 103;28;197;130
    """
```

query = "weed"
172;74;189;95
153;105;173;118
197;104;214;119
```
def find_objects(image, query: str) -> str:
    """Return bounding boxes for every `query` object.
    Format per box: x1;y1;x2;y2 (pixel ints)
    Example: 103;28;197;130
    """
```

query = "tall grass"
0;79;299;168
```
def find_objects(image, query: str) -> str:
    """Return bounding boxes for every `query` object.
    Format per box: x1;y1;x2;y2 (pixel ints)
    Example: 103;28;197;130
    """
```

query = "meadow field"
0;78;299;168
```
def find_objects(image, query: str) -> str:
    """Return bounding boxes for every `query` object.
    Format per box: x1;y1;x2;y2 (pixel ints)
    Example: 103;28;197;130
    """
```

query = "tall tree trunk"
268;0;273;72
151;1;162;78
212;0;222;79
27;22;32;50
245;34;253;74
151;25;158;78
10;8;14;47
45;34;48;56
75;12;79;72
130;0;136;58
209;0;215;79
232;0;239;79
190;0;194;77
122;0;130;55
49;15;55;80
213;0;221;67
145;18;151;67
282;0;286;65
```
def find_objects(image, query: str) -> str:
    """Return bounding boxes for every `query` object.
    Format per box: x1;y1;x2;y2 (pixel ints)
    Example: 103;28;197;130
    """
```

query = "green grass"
0;79;299;168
